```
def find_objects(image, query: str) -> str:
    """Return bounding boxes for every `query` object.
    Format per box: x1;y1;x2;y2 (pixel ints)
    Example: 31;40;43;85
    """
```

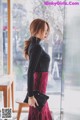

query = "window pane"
0;0;8;107
0;0;3;75
63;4;80;120
13;0;65;119
3;0;8;74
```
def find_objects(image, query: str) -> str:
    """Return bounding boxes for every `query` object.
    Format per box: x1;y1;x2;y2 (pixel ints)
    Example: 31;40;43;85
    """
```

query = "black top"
27;36;50;97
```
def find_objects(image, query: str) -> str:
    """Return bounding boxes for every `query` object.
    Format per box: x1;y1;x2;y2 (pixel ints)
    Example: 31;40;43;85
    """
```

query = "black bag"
24;90;49;111
24;72;49;111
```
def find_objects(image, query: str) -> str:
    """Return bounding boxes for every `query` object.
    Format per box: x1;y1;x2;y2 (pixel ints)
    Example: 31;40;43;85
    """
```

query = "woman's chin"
44;37;47;40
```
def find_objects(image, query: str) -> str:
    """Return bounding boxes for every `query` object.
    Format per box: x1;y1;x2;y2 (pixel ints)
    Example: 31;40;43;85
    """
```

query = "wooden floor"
12;112;58;120
0;111;60;120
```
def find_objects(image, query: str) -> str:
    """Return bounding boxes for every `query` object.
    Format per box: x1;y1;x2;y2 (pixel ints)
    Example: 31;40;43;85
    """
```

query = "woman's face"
36;23;49;40
42;23;49;40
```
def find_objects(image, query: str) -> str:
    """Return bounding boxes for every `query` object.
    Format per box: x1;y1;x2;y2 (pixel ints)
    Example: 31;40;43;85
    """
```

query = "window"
0;0;64;119
12;1;64;117
0;0;3;75
2;0;8;74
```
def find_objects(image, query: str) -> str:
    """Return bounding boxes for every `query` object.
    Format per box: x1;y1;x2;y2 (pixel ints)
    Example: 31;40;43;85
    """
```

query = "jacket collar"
31;36;41;44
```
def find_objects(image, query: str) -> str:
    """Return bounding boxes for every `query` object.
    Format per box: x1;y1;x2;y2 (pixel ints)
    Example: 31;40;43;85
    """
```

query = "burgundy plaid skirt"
28;72;52;120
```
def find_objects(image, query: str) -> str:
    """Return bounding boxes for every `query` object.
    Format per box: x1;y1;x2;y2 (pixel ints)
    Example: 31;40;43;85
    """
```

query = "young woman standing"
24;18;53;120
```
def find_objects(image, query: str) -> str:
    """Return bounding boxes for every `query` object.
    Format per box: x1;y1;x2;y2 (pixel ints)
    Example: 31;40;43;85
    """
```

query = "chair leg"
17;104;22;120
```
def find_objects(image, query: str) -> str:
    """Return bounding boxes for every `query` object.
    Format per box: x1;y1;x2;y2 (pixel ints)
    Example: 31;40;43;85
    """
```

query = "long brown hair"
24;18;50;59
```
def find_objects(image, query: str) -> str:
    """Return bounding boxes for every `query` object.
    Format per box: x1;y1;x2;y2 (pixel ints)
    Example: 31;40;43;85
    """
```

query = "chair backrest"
0;74;14;86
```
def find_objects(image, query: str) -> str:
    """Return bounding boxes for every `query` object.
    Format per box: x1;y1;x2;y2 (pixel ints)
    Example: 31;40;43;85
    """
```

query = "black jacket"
27;36;50;97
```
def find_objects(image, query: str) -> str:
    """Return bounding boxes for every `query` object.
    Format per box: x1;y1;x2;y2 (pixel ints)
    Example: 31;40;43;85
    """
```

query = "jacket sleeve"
27;44;42;97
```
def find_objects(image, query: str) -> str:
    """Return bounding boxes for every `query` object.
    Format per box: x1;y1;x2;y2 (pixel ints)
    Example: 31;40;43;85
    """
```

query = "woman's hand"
28;96;39;108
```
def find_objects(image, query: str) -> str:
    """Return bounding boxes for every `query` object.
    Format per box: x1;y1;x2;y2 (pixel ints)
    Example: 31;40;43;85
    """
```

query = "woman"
24;18;52;120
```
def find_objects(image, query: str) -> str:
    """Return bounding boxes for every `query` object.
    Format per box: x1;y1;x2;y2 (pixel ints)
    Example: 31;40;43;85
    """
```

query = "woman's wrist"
29;96;34;99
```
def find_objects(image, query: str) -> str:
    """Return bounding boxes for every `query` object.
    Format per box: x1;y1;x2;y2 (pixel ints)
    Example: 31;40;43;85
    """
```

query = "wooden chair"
16;101;29;120
0;75;14;111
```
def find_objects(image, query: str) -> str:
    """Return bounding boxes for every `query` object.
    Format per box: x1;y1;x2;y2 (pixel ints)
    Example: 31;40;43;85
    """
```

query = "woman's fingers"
33;104;36;108
31;100;38;107
35;100;39;106
28;96;39;107
31;103;36;108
